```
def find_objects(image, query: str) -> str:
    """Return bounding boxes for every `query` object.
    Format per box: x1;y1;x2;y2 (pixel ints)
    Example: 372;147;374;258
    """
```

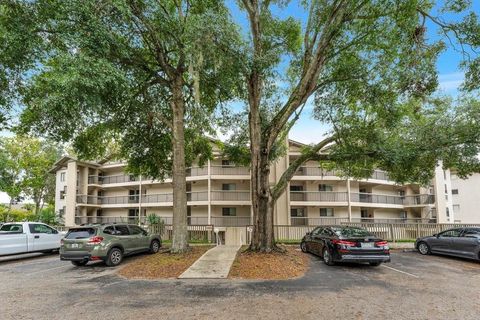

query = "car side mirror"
306;232;310;236
433;233;438;237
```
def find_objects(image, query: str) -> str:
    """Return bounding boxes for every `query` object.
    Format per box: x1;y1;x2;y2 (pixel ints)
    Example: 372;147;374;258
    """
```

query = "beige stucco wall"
451;172;480;223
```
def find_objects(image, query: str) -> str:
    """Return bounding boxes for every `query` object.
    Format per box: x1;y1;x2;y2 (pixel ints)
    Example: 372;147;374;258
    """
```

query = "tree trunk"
170;80;189;253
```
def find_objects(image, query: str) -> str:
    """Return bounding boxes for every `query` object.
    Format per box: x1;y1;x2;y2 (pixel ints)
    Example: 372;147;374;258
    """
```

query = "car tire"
369;262;382;267
71;261;88;267
300;241;308;253
149;240;160;254
323;247;335;266
417;241;431;255
105;248;123;267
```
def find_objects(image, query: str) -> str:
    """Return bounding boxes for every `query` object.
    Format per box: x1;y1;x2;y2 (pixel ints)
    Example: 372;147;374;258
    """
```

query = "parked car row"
0;222;162;267
300;225;480;266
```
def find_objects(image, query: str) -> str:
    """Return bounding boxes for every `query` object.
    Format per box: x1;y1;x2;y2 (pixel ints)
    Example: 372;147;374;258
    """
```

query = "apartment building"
450;171;480;223
51;139;452;227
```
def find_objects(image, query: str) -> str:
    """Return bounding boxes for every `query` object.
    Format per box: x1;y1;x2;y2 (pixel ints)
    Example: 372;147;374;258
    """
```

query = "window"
222;207;236;216
291;208;305;217
29;224;56;234
463;229;480;236
311;227;323;236
59;207;65;217
115;225;130;236
128;209;139;217
129;190;139;203
97;209;103;217
320;208;334;217
444;184;448;194
361;209;369;218
443;170;447;180
129;225;147;236
399;190;405;197
60;172;66;182
290;185;303;192
0;224;23;233
103;226;115;235
400;211;407;219
60;186;67;200
439;229;461;238
222;160;232;167
446;207;450;217
66;228;96;239
222;183;236;191
452;189;459;195
319;184;333;192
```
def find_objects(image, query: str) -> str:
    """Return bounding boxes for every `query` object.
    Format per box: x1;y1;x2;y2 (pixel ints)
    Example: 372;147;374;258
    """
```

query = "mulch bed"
118;245;212;279
228;245;309;280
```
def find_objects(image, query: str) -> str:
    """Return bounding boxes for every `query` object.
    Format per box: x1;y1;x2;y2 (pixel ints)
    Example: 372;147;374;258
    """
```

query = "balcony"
186;166;208;177
403;194;435;206
351;192;404;205
210;190;251;201
210;165;249;175
293;167;391;181
74;215;251;226
76;191;208;205
88;174;139;185
290;191;348;202
289;217;433;226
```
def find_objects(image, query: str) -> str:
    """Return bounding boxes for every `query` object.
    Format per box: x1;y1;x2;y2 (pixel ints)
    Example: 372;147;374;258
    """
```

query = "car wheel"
323;247;335;266
417;242;431;255
105;248;123;267
71;261;88;267
369;262;382;267
300;241;308;253
150;240;160;254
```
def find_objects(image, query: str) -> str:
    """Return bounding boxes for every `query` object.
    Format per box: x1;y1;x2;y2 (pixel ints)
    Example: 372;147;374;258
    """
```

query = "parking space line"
26;264;70;276
382;265;419;278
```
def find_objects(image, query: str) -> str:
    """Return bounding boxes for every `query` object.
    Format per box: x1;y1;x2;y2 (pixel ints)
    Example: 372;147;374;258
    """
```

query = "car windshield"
333;227;372;238
65;228;96;239
0;224;23;233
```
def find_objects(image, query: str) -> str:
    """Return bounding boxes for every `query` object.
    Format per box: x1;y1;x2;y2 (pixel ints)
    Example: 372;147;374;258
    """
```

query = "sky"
1;1;478;203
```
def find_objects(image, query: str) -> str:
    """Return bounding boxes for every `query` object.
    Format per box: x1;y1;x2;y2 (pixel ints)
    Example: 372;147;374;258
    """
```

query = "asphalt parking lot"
1;250;479;320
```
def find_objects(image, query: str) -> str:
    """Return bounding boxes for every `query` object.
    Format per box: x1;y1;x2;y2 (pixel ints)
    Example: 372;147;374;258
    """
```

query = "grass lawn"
229;245;309;280
118;245;212;279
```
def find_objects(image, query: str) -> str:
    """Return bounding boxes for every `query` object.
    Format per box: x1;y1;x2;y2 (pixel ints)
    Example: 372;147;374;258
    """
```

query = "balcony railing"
186;166;208;177
210;190;251;201
210;166;249;175
351;192;404;205
290;217;349;226
294;167;340;177
403;194;435;206
88;174;139;185
290;191;348;202
74;215;250;227
293;167;392;181
76;191;208;205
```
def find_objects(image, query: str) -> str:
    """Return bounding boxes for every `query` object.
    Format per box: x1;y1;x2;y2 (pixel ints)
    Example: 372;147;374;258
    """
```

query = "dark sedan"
300;226;390;266
415;228;480;261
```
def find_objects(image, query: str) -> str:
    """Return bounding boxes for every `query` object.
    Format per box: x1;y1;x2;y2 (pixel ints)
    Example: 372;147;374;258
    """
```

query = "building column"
207;159;211;225
347;179;352;222
65;161;78;227
139;175;143;225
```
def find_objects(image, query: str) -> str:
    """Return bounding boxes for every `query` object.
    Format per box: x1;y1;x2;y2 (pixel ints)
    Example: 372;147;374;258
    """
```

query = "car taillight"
375;241;388;247
332;239;357;247
87;236;104;244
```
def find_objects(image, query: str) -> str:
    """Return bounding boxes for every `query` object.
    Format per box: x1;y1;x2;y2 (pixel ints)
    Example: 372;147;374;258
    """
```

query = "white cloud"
438;72;464;93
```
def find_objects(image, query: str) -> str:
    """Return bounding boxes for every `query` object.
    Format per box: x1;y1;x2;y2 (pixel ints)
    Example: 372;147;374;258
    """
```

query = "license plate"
361;242;374;248
70;243;80;248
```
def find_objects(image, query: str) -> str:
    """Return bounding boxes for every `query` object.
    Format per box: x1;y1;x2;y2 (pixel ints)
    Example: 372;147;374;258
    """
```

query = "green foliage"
2;0;243;182
0;135;61;213
147;213;161;225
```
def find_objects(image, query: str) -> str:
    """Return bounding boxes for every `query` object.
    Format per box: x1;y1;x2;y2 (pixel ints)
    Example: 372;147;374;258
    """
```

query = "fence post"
390;224;395;242
416;223;420;239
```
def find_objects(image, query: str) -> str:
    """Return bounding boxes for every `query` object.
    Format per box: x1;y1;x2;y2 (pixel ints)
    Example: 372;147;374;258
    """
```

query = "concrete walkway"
178;245;240;279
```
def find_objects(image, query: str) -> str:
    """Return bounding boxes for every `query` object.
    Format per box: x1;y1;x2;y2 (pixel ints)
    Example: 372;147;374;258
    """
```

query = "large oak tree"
1;0;242;252
228;0;480;251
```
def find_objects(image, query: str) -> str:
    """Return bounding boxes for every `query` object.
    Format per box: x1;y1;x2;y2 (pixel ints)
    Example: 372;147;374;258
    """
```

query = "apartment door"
291;208;306;225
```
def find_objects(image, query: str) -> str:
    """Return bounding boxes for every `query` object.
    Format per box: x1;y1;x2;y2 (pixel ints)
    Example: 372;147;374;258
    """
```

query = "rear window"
334;227;373;238
65;228;96;239
0;224;23;233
